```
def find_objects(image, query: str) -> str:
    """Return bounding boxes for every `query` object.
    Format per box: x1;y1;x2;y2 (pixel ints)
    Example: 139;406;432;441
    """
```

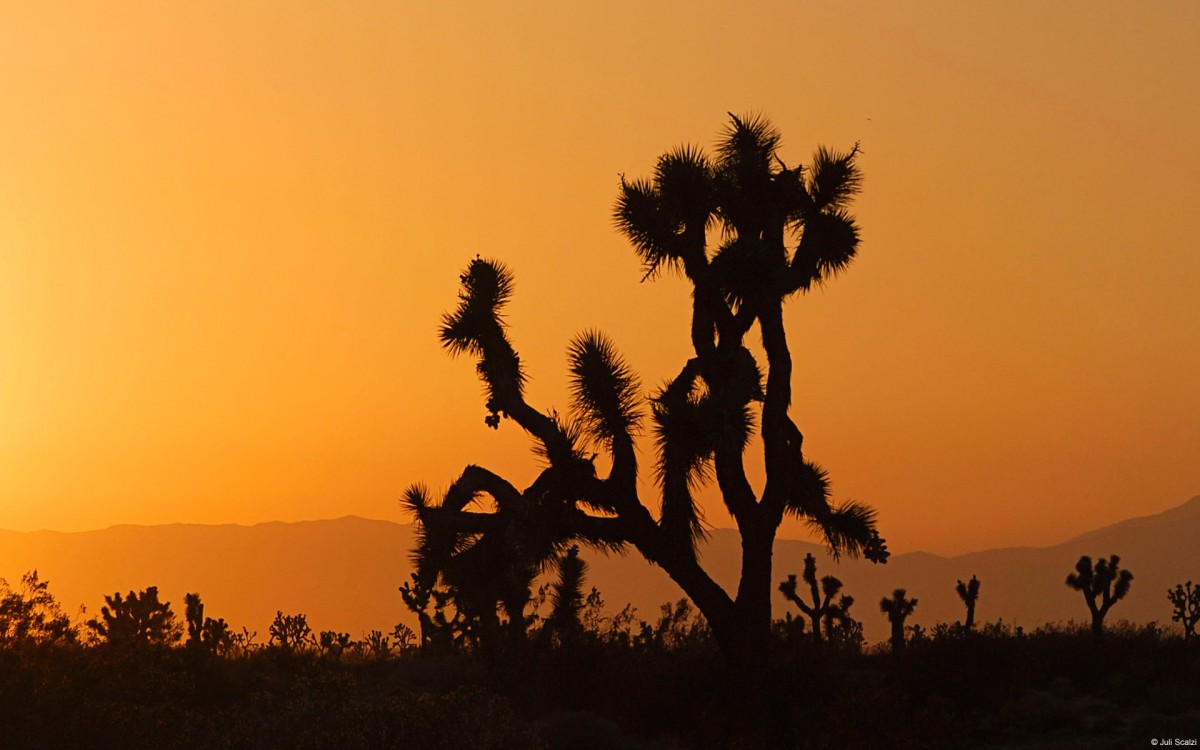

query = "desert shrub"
0;571;77;646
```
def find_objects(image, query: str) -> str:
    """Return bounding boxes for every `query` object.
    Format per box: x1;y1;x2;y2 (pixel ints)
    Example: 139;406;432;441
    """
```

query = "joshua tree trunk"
890;620;905;652
732;525;777;661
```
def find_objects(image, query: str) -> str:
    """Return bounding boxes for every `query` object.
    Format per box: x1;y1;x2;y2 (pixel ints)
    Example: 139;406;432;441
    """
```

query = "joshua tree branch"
441;465;523;513
757;302;801;519
488;376;575;463
713;443;759;525
780;579;815;617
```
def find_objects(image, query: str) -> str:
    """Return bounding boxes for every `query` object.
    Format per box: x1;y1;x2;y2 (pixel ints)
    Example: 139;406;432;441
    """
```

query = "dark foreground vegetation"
1;619;1198;749
1;574;1198;748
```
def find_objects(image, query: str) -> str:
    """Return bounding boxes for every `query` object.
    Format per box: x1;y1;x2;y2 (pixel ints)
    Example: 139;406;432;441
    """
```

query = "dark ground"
1;621;1197;749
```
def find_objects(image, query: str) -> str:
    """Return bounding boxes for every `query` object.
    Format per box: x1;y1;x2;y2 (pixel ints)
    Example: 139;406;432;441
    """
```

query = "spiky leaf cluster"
1066;554;1134;607
568;332;642;449
956;575;981;605
439;259;524;428
614;146;713;279
880;589;918;619
545;546;588;643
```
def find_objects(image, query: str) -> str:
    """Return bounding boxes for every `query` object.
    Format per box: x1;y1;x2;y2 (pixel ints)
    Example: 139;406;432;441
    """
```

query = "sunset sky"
2;1;1197;555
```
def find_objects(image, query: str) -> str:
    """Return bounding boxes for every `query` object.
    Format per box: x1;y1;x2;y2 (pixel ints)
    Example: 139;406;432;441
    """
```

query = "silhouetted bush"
0;571;77;646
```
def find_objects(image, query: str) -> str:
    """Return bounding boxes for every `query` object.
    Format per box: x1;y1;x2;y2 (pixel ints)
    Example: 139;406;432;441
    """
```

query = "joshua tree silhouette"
185;592;204;648
318;630;352;659
779;553;846;644
823;593;862;650
880;589;918;652
87;586;180;646
1066;555;1133;636
404;114;888;665
1167;581;1200;641
398;572;463;653
268;611;315;654
955;575;981;630
184;592;232;654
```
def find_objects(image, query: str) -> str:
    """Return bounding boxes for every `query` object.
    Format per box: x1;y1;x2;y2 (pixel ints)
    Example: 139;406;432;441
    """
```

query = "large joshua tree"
404;114;888;664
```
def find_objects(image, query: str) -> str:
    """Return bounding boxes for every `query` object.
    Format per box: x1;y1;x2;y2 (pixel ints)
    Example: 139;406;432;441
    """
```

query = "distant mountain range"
2;495;1197;644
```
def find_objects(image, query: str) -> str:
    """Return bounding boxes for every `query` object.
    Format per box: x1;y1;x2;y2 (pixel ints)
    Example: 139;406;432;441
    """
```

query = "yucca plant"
406;114;888;664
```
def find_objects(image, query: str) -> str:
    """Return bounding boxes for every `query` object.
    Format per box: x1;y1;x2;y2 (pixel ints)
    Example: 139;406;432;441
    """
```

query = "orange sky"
1;1;1197;555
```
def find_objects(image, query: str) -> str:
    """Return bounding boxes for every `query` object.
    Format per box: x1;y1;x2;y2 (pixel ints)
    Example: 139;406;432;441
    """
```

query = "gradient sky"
2;1;1197;554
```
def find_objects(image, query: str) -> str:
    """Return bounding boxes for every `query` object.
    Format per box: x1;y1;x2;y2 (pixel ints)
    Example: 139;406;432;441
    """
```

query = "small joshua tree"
399;572;466;652
1168;581;1200;641
365;630;395;659
268;611;315;654
184;593;233;654
185;592;204;647
955;575;981;630
201;616;233;654
227;626;259;657
87;586;180;646
779;553;844;644
880;589;918;653
319;630;353;659
391;622;417;653
824;594;863;652
1066;555;1133;637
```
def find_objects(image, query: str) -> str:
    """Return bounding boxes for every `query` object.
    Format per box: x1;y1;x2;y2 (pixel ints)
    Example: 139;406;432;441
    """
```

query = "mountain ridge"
1;494;1195;644
10;493;1197;549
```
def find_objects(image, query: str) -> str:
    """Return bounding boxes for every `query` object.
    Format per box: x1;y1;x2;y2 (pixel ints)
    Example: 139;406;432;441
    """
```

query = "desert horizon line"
4;490;1196;558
